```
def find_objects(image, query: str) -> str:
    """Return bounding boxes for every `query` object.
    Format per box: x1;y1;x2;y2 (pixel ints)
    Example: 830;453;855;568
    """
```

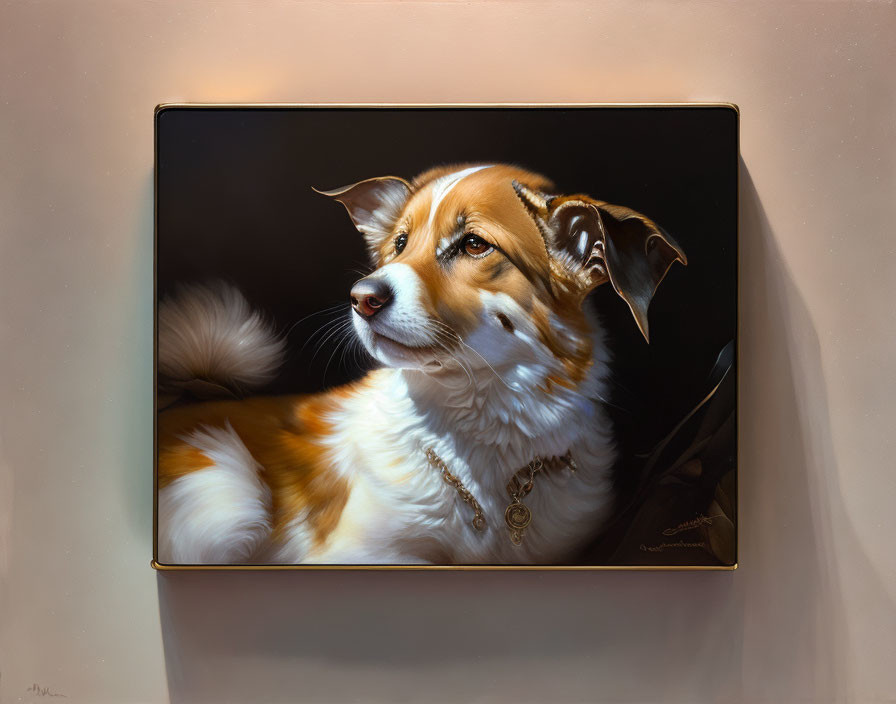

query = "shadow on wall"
154;162;883;703
736;164;849;700
737;164;894;699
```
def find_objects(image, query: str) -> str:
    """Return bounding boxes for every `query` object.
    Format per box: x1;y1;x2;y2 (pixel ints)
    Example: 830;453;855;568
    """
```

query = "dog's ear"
551;198;686;342
514;182;686;342
313;176;412;258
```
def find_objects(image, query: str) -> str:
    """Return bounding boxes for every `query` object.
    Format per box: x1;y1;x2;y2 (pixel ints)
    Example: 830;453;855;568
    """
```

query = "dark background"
156;106;738;562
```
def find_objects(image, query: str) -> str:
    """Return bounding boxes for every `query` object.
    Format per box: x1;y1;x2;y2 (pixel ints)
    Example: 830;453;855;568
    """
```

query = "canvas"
153;105;738;569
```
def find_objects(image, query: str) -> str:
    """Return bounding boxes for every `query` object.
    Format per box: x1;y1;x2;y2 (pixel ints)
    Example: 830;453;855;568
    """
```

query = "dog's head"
316;163;685;386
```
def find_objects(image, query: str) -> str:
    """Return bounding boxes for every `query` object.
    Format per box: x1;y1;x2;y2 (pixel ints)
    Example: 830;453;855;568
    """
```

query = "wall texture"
1;1;894;703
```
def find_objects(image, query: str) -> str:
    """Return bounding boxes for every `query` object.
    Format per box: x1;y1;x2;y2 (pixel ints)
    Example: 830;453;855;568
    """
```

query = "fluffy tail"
158;282;286;397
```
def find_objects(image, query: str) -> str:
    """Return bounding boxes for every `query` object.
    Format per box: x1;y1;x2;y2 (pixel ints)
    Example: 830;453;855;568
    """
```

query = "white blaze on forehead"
426;165;493;229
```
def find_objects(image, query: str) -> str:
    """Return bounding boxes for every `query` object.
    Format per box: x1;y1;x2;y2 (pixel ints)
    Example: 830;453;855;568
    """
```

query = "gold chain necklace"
424;448;577;546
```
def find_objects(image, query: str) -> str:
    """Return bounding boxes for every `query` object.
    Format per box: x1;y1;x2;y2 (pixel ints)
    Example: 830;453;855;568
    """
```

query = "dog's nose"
350;277;393;318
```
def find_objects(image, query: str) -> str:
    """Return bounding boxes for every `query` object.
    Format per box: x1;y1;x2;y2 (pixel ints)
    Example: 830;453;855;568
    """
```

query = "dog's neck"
394;326;611;472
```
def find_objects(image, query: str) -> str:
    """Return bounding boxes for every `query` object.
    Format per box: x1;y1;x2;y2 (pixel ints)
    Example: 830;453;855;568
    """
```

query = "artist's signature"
661;513;723;536
638;513;723;552
640;540;707;553
26;682;66;698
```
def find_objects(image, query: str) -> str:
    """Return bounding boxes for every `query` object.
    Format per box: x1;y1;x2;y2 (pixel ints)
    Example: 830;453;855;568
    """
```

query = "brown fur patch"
158;443;214;488
531;300;594;391
157;383;371;550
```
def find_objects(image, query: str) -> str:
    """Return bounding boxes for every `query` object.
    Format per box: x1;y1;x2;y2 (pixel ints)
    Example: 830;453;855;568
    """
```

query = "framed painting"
152;104;738;569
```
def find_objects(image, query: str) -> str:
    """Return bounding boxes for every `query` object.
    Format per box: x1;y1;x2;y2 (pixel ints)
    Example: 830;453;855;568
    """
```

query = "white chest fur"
306;334;618;565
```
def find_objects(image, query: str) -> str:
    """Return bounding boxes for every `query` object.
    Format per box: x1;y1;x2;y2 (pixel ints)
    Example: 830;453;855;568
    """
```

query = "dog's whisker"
425;318;519;393
305;318;349;355
286;303;350;339
309;318;354;361
301;315;351;354
420;320;490;391
335;330;355;372
427;338;474;389
322;329;354;383
457;338;521;393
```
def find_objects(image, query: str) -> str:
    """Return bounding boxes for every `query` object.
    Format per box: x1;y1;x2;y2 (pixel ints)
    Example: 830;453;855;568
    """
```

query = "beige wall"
1;1;894;702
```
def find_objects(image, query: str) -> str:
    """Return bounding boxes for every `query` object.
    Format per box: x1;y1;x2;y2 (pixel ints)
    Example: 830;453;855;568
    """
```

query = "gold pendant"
425;447;576;547
505;500;532;546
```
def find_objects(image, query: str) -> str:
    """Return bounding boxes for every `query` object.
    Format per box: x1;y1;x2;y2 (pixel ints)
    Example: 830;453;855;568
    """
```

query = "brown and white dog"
157;163;686;565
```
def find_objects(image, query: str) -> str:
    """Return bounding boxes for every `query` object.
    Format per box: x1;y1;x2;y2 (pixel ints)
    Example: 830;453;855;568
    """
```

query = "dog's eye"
462;234;493;258
394;233;408;254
